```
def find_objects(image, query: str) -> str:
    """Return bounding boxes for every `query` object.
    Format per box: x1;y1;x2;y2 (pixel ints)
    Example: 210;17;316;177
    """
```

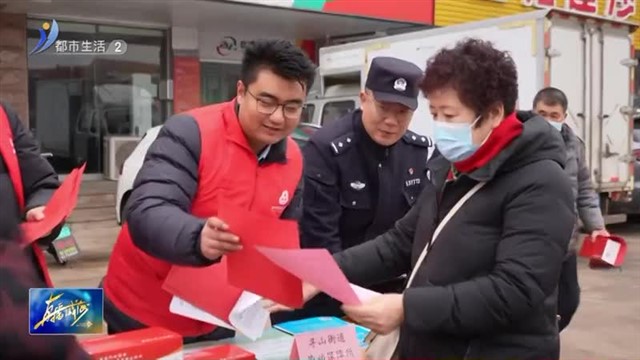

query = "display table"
183;328;294;360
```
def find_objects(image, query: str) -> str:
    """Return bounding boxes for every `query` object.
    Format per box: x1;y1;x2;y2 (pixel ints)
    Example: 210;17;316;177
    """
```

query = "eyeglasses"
246;88;305;119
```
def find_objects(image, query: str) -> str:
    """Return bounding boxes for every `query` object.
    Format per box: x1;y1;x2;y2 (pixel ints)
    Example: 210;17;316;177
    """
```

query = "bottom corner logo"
29;288;104;335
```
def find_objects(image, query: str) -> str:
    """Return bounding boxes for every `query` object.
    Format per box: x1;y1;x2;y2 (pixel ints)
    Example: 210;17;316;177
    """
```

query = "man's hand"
199;216;242;261
25;206;46;221
263;282;320;313
590;228;610;240
342;294;404;335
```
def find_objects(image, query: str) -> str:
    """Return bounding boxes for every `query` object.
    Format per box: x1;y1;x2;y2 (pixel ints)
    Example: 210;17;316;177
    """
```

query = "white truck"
311;8;638;223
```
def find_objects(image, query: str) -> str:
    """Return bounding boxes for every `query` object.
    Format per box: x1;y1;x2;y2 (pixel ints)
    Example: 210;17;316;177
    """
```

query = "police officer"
271;57;432;323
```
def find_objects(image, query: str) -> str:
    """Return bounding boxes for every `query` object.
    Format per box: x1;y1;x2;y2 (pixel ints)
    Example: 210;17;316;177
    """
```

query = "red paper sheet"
219;203;303;309
21;163;85;245
162;258;242;323
255;247;361;306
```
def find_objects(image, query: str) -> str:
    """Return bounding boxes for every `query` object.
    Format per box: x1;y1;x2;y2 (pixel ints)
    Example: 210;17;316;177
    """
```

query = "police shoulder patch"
402;131;432;148
329;133;355;156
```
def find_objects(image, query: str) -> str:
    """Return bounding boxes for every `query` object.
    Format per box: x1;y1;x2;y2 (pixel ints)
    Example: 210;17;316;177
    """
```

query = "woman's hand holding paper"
342;294;404;335
263;281;320;312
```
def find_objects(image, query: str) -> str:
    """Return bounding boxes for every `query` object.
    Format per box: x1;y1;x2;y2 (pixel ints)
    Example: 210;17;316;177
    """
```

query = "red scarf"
453;112;523;174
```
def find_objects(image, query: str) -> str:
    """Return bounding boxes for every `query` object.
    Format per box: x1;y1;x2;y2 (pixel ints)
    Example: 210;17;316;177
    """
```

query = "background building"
1;0;637;179
0;0;433;178
433;0;640;103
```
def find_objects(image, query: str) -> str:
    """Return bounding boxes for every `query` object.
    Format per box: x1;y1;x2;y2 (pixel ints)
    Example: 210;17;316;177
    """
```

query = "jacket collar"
461;111;566;182
352;109;390;160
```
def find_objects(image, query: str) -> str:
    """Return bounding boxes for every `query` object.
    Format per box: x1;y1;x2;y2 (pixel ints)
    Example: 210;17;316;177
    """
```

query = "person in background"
0;190;89;359
0;111;87;359
533;87;609;331
0;101;62;287
271;39;575;360
272;57;431;324
101;39;316;343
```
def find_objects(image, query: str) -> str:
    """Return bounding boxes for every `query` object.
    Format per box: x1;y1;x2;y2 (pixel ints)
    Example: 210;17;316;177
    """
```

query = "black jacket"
0;101;61;284
0;101;61;241
335;113;575;359
300;110;432;253
0;169;88;360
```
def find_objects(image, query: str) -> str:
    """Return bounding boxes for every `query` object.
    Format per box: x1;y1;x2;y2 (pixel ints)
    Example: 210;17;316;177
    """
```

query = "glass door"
201;61;241;105
27;19;167;174
92;25;165;139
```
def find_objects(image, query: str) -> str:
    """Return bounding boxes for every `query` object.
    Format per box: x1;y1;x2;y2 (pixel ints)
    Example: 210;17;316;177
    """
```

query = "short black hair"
241;39;316;93
533;87;568;112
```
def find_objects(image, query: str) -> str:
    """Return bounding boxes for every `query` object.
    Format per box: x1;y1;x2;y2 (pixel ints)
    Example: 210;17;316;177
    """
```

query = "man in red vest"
0;101;62;287
102;39;316;343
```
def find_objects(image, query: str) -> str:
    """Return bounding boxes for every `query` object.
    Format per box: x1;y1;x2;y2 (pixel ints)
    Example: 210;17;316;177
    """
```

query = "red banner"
323;0;434;24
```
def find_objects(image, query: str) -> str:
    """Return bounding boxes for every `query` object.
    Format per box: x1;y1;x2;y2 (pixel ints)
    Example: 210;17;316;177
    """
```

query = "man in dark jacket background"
271;57;432;324
300;57;432;256
533;87;608;331
0;101;62;286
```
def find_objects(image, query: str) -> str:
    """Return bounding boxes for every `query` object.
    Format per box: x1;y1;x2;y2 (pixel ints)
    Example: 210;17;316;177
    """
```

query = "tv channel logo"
29;19;59;55
29;288;104;335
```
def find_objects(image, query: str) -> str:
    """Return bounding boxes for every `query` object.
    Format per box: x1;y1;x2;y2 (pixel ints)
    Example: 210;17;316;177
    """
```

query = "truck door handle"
604;143;619;158
577;113;585;118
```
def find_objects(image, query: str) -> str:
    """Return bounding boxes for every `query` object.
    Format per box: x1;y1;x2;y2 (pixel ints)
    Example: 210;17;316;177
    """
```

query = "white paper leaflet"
169;291;270;341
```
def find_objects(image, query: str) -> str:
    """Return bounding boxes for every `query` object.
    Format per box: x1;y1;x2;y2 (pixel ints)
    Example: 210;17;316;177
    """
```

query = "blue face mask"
547;120;563;132
433;116;481;162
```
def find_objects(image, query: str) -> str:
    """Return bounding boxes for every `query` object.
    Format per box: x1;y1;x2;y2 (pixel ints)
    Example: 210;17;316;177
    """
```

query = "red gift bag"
578;235;627;268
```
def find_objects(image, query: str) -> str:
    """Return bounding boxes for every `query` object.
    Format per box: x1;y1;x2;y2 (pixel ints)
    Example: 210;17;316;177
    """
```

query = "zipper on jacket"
248;155;260;210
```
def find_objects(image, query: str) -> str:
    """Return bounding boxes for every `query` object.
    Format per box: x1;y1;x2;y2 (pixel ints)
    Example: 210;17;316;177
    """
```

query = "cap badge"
394;78;407;92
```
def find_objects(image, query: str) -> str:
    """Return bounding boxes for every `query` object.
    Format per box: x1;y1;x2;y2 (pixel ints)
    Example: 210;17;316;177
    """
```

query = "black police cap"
365;56;423;111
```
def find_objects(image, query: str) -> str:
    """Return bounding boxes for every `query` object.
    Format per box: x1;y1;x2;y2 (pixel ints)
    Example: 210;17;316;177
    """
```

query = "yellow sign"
434;0;639;48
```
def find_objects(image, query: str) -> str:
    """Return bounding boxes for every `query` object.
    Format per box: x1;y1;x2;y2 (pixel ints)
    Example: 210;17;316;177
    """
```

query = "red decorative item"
578;235;628;268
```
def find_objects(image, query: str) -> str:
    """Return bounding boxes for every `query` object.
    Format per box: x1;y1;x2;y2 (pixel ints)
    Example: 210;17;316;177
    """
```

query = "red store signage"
521;0;636;20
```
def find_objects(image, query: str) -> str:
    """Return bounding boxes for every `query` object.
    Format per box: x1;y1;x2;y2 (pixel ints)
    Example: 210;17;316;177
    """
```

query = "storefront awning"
2;0;429;41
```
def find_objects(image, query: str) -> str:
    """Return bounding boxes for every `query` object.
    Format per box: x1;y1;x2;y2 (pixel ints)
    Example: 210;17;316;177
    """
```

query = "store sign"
215;36;256;57
202;34;294;61
522;0;636;20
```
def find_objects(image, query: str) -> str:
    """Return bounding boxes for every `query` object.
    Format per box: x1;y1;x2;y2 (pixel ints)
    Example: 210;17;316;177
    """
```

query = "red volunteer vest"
103;101;303;336
0;106;54;287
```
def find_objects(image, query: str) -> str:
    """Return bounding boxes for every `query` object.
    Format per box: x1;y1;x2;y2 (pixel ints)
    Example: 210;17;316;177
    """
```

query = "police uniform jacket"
300;109;432;254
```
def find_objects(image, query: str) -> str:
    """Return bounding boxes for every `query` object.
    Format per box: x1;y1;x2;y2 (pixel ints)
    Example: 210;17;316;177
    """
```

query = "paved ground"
49;218;640;359
559;221;640;360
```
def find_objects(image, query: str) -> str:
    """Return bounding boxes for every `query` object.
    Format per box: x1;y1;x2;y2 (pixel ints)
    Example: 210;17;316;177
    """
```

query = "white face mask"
547;120;563;132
